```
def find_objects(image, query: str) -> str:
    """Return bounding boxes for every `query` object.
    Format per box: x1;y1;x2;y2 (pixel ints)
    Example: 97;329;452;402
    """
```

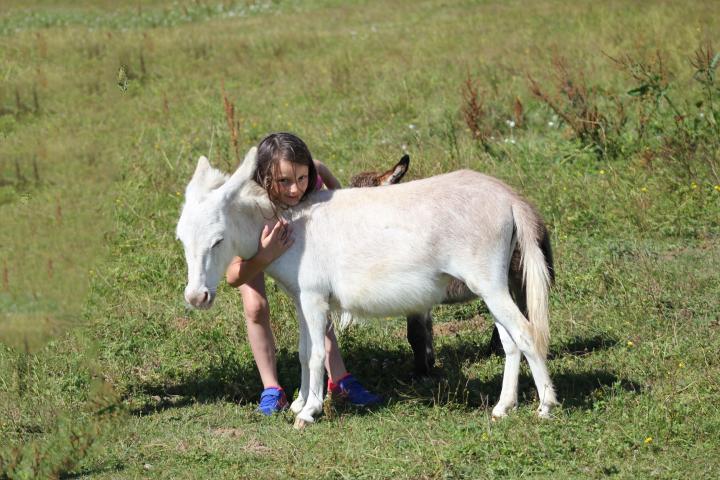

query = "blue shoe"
328;374;382;407
257;386;289;415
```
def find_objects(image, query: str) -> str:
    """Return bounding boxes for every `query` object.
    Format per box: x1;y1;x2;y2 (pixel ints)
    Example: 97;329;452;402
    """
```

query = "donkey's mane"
203;168;230;193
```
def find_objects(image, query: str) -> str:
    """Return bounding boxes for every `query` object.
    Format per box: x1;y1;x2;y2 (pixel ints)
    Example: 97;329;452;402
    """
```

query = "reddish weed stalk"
513;96;524;129
461;74;493;152
221;82;240;167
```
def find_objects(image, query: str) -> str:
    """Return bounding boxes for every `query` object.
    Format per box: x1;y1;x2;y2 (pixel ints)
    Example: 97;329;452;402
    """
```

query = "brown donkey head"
349;155;409;188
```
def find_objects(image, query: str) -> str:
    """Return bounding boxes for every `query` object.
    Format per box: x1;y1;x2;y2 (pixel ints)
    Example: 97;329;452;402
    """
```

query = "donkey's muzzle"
184;286;215;309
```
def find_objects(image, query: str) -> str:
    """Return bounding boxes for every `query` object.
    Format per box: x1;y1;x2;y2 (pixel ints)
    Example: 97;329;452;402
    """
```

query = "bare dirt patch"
243;438;271;455
211;427;244;438
172;317;191;331
434;315;488;337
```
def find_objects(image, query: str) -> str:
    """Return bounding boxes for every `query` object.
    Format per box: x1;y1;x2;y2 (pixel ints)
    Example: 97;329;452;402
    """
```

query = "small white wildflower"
506;119;515;128
408;124;416;130
510;138;516;144
699;112;705;118
401;144;408;152
548;121;555;127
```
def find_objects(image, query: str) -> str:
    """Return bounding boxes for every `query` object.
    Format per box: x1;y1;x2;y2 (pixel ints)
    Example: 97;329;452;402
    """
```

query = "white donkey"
176;147;558;427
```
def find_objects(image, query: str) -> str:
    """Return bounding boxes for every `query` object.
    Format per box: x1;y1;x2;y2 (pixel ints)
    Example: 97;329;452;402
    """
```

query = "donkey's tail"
511;201;553;358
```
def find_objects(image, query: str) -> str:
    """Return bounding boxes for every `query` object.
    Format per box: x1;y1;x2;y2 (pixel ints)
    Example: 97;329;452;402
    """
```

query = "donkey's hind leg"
491;323;520;418
490;258;528;414
468;277;556;418
483;289;557;417
488;253;528;357
407;311;435;376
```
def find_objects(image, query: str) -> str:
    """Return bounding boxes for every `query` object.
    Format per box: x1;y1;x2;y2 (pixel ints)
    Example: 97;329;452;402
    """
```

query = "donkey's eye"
211;239;223;249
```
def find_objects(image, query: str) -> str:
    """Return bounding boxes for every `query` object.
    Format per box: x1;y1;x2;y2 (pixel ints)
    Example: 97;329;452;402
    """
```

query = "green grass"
2;0;720;478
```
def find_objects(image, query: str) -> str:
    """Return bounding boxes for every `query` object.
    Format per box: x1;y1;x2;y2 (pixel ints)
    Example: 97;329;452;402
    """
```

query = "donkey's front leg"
294;293;329;428
290;306;309;415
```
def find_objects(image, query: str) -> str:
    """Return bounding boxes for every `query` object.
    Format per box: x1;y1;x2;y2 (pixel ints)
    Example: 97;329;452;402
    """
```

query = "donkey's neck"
227;185;276;260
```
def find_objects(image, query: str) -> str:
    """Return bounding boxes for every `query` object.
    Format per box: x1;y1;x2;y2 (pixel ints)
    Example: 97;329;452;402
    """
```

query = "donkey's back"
281;170;527;317
303;169;520;248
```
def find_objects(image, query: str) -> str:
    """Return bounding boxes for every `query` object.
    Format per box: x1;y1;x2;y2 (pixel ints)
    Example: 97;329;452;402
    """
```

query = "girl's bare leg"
239;274;281;388
324;322;348;383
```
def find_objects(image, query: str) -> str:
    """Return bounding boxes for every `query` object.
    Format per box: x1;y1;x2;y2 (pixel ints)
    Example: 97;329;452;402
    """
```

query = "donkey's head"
349;154;409;188
176;147;259;309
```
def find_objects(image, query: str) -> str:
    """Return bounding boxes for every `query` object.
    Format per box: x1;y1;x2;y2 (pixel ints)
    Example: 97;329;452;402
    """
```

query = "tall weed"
528;56;627;158
613;45;720;183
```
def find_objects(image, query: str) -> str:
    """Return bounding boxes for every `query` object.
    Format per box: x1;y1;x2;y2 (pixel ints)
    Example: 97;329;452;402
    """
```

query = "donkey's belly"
332;270;450;317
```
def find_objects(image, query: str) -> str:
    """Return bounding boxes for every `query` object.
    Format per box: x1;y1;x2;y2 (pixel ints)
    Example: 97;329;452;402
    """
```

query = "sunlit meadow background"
1;0;719;477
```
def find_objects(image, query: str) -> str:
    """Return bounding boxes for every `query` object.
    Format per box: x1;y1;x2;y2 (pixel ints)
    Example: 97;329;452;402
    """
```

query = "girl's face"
271;158;309;207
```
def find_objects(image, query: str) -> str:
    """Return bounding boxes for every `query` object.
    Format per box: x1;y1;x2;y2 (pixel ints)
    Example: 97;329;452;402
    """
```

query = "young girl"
225;132;381;415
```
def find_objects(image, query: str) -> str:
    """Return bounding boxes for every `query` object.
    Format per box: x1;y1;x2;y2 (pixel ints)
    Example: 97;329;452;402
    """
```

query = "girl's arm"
226;219;294;287
315;160;342;190
226;255;267;288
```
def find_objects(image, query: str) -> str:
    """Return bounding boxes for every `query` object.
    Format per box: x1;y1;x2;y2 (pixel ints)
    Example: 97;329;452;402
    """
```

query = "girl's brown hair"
254;132;318;206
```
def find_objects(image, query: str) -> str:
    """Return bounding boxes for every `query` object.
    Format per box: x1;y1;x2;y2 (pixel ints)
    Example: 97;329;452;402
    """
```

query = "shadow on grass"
552;370;642;409
128;347;301;416
549;333;621;359
128;331;638;416
341;331;639;412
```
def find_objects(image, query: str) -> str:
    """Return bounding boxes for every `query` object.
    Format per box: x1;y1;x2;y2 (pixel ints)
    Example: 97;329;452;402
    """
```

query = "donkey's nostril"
184;288;213;309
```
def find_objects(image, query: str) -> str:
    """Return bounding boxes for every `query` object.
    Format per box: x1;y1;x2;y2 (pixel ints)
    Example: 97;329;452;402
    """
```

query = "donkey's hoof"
537;405;555;419
293;414;314;430
491;403;516;420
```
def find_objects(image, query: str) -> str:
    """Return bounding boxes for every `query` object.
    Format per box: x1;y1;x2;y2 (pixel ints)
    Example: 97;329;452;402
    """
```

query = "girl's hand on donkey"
257;219;294;265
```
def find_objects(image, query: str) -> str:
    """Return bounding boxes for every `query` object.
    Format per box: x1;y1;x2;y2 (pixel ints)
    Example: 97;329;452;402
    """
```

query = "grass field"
1;0;719;477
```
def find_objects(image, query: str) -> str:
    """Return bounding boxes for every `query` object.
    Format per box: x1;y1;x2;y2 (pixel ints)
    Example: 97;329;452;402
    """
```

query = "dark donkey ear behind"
386;154;410;185
348;154;411;188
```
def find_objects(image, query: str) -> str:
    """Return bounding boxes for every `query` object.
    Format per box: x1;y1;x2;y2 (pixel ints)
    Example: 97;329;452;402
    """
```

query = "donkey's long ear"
379;154;410;186
185;156;212;199
390;154;410;184
219;146;258;198
193;155;211;179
